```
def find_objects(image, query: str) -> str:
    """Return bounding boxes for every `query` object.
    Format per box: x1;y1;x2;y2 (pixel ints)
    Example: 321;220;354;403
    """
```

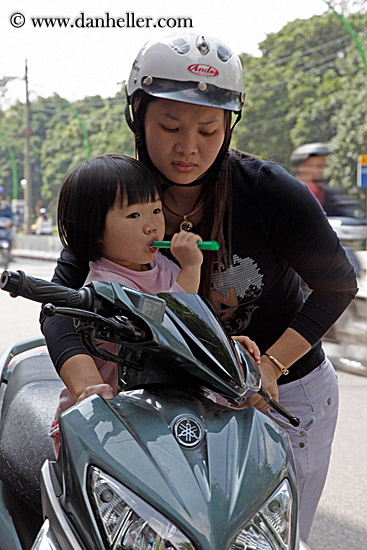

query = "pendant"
180;217;193;231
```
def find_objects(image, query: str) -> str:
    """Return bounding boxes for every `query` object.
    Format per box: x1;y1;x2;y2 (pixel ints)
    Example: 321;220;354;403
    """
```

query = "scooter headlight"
229;479;293;549
89;466;196;549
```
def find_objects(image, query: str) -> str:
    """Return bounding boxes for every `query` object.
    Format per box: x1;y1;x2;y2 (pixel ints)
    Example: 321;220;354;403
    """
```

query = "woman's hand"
76;383;115;402
229;355;280;412
245;356;281;412
229;340;273;411
232;335;261;365
232;328;312;412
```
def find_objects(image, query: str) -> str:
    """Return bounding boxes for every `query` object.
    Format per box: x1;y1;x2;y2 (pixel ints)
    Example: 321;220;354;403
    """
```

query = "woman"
42;33;358;542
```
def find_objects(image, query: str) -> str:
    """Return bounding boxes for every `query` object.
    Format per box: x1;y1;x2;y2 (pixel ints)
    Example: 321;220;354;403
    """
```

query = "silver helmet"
126;33;245;113
290;143;331;166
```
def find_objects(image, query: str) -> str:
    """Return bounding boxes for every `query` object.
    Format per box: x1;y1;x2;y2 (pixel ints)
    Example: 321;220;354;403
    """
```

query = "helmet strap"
124;97;137;134
230;111;242;135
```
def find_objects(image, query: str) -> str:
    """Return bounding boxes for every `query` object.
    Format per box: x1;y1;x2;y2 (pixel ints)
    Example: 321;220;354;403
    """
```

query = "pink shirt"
54;253;183;419
85;253;183;293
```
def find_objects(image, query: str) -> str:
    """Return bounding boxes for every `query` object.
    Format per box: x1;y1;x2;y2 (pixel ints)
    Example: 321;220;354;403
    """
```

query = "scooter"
0;217;12;270
0;269;308;550
322;216;367;377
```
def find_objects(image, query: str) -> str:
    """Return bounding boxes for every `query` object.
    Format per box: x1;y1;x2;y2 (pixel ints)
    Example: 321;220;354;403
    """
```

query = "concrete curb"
12;235;61;262
12;249;60;262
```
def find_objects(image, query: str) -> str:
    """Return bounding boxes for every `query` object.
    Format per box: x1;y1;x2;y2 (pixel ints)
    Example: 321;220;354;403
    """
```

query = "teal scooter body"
52;390;298;549
0;272;303;549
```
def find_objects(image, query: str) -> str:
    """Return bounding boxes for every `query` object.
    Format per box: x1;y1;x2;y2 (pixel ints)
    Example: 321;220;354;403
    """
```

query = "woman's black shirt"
42;152;358;384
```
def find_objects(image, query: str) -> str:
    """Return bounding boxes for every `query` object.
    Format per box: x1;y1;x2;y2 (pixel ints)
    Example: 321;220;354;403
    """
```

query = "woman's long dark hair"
128;91;234;298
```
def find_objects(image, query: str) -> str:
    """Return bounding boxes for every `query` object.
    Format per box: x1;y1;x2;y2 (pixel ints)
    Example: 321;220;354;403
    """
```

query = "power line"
267;34;350;66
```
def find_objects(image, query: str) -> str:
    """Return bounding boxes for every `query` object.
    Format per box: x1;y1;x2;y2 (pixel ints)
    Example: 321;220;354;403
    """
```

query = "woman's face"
144;98;226;184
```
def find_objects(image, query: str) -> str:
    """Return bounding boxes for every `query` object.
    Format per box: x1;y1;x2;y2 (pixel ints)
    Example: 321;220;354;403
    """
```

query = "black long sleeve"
210;152;358;382
40;249;90;373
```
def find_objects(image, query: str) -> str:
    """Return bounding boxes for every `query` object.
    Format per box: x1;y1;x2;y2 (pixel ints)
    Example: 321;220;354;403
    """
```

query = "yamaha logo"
173;416;203;448
188;64;218;77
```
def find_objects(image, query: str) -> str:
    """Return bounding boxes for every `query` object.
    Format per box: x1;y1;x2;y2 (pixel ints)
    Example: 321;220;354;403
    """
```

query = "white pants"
267;357;339;542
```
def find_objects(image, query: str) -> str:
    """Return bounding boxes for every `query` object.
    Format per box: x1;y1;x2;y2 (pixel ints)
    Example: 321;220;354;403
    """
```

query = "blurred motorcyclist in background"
291;143;365;276
0;186;14;223
0;185;14;268
34;208;53;236
290;143;357;218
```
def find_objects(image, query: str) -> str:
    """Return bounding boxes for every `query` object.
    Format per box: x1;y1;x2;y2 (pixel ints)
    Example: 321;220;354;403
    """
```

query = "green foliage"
0;9;366;219
234;10;367;198
330;28;367;190
0;102;24;201
0;89;132;217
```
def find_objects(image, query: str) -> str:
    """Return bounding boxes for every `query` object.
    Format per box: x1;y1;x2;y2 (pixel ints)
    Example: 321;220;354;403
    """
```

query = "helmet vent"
196;35;210;55
170;38;190;54
142;76;153;87
217;42;233;62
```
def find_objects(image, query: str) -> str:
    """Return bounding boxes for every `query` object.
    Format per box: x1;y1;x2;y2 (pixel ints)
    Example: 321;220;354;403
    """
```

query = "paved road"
0;257;57;351
308;369;367;549
1;258;366;549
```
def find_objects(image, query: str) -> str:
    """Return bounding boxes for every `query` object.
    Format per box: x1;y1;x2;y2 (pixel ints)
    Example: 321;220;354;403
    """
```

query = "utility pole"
23;59;32;234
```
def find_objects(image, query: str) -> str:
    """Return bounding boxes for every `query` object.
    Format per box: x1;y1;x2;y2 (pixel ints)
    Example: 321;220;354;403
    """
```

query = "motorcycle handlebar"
1;271;300;426
0;270;93;310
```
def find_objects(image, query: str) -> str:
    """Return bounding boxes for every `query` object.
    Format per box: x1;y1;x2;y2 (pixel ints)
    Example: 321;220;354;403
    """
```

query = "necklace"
163;201;203;231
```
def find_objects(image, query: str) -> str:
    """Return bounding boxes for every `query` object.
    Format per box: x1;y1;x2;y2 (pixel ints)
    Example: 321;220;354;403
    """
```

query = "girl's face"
101;194;165;271
144;98;226;184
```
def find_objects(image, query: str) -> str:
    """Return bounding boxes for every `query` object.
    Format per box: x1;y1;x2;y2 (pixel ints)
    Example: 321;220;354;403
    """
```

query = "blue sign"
357;155;367;188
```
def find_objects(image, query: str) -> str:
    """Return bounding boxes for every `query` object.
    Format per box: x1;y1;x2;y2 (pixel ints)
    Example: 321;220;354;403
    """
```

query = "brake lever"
42;303;146;341
258;387;300;427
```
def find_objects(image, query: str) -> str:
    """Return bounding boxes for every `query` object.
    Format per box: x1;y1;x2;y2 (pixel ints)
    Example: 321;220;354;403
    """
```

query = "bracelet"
263;353;289;376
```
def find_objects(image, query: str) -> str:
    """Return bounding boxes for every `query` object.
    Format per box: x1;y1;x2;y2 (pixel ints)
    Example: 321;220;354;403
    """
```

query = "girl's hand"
173;230;203;293
76;383;115;402
171;230;203;268
232;335;261;365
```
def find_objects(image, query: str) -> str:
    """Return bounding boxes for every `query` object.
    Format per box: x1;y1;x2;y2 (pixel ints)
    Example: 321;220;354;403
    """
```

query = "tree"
327;0;366;15
329;27;367;193
0;101;24;200
234;10;367;196
39;89;133;211
234;52;294;165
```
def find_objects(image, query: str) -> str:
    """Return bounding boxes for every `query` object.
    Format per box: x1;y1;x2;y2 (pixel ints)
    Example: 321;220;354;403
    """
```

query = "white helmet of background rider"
126;33;245;114
290;143;331;166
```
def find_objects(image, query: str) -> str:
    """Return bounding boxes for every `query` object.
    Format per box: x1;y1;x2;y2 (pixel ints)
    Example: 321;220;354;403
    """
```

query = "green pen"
152;240;220;251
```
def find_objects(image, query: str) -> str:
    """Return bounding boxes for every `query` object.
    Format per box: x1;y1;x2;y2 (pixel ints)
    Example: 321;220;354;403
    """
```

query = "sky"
0;0;330;106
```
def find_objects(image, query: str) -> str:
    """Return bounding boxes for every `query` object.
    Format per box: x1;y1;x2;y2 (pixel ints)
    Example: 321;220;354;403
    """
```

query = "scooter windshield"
88;281;254;399
158;292;246;391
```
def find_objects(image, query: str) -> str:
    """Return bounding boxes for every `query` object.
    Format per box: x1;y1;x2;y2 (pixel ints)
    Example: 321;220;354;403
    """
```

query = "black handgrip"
259;387;301;427
0;270;93;310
